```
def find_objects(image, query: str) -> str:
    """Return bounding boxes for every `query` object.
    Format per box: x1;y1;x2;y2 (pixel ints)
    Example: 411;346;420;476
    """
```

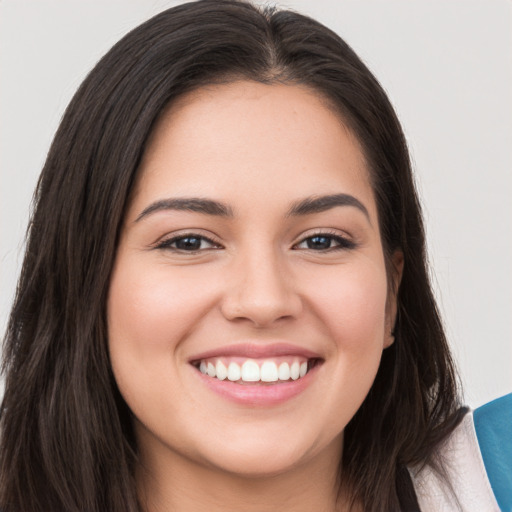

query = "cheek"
106;258;222;426
308;264;389;350
309;263;389;415
106;258;225;404
304;262;387;404
107;260;216;355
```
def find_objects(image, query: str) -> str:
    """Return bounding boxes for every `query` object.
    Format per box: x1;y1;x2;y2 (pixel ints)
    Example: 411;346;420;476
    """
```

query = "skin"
107;81;402;512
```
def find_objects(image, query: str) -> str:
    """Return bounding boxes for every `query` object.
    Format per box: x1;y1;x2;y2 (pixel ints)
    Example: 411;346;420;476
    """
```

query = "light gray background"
1;0;511;407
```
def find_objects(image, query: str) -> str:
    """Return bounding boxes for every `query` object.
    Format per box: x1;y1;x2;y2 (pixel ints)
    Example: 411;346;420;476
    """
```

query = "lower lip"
193;366;318;406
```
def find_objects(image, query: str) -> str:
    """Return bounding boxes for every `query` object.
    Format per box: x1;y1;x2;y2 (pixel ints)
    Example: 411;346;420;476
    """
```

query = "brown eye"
306;235;333;250
174;236;203;251
294;233;356;251
156;234;220;252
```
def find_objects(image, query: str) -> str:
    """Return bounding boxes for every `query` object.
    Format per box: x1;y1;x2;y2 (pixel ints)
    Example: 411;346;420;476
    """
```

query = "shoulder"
473;393;512;512
408;393;512;512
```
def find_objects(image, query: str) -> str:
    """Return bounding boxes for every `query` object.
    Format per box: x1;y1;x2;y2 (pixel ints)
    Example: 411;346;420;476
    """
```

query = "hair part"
1;1;462;511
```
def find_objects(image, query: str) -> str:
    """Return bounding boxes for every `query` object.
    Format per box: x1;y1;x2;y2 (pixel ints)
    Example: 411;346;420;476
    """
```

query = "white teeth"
241;360;260;382
227;361;241;381
198;358;313;383
290;361;300;380
207;362;216;378
278;362;291;381
260;361;278;382
216;360;227;380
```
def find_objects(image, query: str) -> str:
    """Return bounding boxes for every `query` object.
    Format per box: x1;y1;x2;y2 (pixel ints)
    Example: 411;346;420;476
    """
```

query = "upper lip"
189;342;322;362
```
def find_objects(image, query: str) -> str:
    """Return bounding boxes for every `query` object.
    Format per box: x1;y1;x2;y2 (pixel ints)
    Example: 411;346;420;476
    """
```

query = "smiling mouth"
192;357;323;385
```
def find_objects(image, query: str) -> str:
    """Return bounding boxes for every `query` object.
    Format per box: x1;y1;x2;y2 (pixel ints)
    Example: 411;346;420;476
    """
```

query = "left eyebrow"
286;193;370;221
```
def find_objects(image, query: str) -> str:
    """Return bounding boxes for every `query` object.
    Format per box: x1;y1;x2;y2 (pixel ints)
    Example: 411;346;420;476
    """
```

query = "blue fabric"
473;393;512;512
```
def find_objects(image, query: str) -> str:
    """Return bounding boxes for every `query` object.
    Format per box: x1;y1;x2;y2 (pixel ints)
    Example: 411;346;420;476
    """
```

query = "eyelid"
150;228;356;252
292;229;357;250
152;230;223;251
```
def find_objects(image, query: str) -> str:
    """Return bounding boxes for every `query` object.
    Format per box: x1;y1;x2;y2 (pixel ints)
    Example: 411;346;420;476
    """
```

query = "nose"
220;248;302;328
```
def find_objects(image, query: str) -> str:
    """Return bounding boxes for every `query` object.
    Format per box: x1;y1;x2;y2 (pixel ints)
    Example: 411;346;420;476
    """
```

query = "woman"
0;1;509;511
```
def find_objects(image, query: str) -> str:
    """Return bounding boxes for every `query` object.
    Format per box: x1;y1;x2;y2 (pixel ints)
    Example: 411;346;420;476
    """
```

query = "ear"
384;250;404;348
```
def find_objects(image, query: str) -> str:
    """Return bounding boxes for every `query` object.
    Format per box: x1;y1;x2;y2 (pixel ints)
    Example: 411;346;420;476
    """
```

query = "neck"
136;435;357;512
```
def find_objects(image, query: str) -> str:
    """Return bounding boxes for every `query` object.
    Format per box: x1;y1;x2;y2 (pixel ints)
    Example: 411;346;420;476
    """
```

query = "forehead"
132;81;375;220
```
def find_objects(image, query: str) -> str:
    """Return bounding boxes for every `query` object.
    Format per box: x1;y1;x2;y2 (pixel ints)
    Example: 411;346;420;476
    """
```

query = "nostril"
219;267;302;327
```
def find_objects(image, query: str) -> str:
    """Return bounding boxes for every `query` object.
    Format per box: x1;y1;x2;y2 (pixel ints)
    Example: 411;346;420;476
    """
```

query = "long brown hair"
0;1;462;510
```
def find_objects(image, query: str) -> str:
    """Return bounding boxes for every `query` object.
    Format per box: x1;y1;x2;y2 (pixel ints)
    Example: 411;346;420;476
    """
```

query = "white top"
409;411;500;512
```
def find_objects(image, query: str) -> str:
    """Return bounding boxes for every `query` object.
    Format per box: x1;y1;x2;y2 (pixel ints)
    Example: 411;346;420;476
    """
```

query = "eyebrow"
135;197;233;222
135;193;369;223
286;193;370;220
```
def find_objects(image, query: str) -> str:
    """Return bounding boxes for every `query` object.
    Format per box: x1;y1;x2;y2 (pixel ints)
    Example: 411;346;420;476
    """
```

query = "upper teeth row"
199;359;308;382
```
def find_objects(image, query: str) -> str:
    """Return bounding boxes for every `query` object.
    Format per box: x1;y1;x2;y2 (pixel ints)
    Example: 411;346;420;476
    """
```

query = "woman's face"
108;81;401;478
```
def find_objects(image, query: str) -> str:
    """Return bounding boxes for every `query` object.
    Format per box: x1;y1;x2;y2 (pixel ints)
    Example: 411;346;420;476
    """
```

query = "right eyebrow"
135;197;234;222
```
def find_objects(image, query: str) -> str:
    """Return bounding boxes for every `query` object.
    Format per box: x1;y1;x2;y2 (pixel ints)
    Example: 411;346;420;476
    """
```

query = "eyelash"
154;233;221;252
293;231;356;251
154;230;356;253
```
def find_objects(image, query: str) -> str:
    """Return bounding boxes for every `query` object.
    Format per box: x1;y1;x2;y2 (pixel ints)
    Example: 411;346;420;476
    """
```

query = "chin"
203;446;309;479
195;425;337;479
